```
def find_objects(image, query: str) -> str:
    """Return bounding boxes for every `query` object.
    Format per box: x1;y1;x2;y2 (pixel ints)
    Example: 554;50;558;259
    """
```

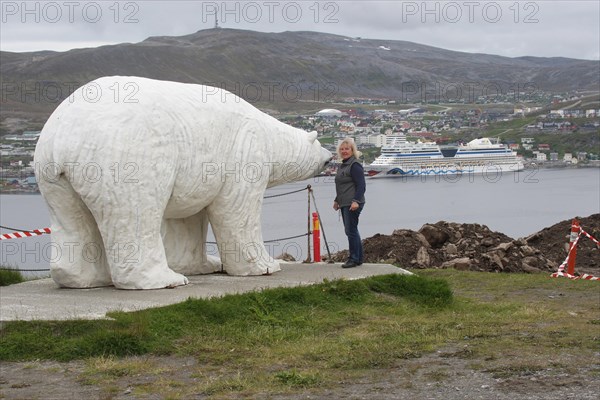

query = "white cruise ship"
366;135;524;177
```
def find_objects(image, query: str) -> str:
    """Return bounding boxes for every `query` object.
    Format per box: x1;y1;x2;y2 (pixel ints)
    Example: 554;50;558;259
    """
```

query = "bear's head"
268;130;332;187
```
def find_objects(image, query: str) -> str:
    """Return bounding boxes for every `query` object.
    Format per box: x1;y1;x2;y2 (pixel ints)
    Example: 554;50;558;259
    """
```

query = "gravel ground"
2;349;599;400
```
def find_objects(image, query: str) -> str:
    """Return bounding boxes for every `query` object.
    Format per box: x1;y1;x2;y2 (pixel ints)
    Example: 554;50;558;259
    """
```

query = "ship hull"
366;161;524;177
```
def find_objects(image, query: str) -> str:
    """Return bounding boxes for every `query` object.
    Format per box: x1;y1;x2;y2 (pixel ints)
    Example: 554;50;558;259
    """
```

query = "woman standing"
333;138;366;268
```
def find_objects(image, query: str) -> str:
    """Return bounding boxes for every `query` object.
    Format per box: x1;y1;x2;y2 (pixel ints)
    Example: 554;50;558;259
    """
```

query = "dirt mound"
525;214;600;275
326;215;600;275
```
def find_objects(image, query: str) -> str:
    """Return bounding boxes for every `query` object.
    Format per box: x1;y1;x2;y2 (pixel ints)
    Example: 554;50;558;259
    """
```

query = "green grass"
0;274;452;362
483;116;538;137
418;269;600;362
0;267;25;286
317;135;335;145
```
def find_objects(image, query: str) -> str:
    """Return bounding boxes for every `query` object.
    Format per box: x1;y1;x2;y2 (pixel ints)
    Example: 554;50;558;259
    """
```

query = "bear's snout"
321;148;333;168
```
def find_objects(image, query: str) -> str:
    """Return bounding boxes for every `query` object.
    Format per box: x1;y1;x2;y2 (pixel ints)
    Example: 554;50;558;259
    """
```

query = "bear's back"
40;76;279;154
55;76;260;122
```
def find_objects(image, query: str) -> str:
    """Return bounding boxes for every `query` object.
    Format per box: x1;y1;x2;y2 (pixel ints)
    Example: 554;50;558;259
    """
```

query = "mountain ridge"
1;28;599;122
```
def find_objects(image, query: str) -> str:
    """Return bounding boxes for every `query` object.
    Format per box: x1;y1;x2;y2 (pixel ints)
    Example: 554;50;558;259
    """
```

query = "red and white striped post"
566;219;580;276
312;212;321;262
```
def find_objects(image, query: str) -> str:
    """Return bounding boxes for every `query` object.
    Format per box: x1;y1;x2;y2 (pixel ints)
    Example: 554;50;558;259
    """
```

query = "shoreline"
526;161;600;169
2;162;598;195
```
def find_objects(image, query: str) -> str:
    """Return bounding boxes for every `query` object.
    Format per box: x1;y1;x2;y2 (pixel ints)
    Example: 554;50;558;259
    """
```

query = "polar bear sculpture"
34;76;332;289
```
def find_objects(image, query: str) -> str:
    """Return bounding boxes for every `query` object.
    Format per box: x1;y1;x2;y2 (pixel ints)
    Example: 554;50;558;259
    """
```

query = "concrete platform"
0;262;409;321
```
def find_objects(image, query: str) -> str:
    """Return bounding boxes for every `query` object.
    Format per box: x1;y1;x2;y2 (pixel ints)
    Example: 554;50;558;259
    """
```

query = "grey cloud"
0;0;598;60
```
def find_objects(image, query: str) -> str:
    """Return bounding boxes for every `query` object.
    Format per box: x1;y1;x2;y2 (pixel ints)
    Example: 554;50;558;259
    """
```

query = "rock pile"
326;214;600;274
525;214;599;275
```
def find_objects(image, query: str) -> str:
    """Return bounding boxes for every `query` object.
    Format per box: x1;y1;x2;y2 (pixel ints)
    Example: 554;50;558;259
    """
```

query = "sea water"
1;168;599;275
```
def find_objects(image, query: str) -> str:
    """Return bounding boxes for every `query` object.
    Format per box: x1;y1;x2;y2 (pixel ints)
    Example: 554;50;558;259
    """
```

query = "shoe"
357;261;363;266
342;260;358;268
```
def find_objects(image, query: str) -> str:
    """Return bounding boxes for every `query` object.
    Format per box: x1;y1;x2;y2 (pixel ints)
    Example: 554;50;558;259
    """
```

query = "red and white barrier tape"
0;228;51;241
580;228;600;247
551;228;600;281
551;271;600;281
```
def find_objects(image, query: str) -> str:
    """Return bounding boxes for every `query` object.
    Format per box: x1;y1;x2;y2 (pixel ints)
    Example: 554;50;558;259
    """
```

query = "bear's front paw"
223;259;282;276
165;273;189;288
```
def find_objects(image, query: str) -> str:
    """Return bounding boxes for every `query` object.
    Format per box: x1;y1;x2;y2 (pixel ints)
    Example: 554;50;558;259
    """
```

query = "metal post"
310;189;333;262
304;185;312;263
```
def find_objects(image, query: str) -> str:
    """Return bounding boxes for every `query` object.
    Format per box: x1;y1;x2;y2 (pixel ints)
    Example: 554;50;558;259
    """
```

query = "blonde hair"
336;137;362;159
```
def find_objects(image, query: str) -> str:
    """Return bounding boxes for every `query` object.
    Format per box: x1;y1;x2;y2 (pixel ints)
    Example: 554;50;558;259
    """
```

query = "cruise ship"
366;135;524;177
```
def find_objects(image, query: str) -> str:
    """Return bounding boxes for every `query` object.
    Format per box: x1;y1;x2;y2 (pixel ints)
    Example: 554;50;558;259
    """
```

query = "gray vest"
335;157;365;207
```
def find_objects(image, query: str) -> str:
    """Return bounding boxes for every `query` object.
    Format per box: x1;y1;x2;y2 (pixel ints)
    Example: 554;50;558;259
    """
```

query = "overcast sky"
1;0;599;60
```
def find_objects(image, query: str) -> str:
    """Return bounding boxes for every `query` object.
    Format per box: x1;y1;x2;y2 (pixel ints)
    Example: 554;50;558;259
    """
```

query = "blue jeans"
340;203;364;264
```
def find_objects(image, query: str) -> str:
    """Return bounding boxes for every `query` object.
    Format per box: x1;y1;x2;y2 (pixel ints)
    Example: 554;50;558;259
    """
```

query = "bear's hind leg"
93;198;189;290
39;174;112;288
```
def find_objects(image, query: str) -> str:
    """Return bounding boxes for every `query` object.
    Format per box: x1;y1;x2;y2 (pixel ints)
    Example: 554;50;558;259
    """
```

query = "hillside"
1;28;599;123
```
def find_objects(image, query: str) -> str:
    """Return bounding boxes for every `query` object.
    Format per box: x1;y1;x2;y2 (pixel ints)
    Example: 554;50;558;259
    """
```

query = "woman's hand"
333;201;339;211
350;201;359;211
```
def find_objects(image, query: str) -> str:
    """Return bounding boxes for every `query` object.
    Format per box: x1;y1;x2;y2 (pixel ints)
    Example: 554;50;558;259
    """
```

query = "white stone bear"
34;76;331;289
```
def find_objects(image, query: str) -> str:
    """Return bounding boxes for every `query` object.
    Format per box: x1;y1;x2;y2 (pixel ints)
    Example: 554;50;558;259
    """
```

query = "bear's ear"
307;130;318;143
